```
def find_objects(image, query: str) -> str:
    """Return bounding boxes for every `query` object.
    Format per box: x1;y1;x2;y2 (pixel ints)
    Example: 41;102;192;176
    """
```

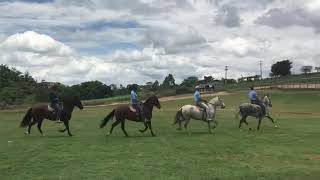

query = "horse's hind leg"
177;120;182;130
120;120;129;137
184;118;191;129
37;119;44;135
108;120;121;136
257;117;262;130
238;116;246;128
26;119;38;135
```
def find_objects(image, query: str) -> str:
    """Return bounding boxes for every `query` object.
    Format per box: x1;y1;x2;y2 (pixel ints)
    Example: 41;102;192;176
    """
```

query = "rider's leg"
257;101;266;115
52;103;61;122
200;102;211;121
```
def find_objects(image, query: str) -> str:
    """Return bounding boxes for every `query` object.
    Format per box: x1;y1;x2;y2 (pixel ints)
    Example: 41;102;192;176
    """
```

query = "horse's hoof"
274;125;279;128
68;134;73;137
24;132;30;135
249;128;252;131
139;130;144;133
176;128;182;131
151;134;156;137
58;130;64;133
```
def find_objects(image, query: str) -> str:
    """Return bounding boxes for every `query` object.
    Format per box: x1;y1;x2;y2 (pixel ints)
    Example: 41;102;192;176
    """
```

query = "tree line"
1;60;318;105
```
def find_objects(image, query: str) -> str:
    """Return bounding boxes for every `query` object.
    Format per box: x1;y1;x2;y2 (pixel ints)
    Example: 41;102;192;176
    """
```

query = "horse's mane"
60;95;79;104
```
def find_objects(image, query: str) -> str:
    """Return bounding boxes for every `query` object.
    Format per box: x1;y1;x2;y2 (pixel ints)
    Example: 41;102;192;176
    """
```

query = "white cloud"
0;31;73;56
0;0;319;85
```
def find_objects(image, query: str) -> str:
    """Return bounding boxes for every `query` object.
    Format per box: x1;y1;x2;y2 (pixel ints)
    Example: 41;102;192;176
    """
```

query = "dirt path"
85;91;231;108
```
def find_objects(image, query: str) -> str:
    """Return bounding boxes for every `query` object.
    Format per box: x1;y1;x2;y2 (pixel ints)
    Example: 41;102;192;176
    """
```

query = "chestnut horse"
100;95;161;137
20;96;83;136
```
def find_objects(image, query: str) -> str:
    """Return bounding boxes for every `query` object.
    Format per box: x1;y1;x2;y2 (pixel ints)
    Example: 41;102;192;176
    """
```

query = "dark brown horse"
100;95;161;137
20;96;83;136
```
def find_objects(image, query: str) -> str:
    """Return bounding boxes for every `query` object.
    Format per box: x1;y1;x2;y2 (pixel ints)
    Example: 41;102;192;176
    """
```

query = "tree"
315;67;320;73
127;84;139;91
301;66;313;74
110;84;117;90
0;64;37;104
271;60;293;77
162;74;175;88
151;80;159;91
71;81;113;100
204;76;214;83
181;76;198;87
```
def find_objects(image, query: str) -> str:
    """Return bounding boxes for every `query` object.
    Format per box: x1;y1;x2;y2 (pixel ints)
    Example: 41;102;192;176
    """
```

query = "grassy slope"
0;90;320;180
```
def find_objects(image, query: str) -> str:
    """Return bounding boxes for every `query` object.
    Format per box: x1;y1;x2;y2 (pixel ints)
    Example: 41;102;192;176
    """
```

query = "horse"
236;95;277;130
20;96;83;136
100;95;161;137
173;96;226;133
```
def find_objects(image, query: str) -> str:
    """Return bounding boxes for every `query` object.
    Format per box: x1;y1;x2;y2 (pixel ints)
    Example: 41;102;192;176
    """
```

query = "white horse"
236;95;277;130
173;96;226;133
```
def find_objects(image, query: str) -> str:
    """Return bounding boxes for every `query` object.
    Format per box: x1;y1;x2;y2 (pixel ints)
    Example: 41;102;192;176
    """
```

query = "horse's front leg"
139;122;148;133
147;120;155;137
266;115;278;128
211;119;218;129
207;121;212;133
63;120;72;136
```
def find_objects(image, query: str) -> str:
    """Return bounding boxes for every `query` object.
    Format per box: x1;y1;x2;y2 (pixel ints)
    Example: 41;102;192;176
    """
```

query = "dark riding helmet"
250;86;254;90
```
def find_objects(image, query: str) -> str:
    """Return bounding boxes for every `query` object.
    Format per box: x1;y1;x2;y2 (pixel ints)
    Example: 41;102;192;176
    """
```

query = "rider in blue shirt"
130;86;145;122
249;86;265;115
194;86;211;121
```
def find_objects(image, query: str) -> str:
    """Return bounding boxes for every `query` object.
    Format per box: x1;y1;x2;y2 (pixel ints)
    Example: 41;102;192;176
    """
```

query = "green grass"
1;90;320;179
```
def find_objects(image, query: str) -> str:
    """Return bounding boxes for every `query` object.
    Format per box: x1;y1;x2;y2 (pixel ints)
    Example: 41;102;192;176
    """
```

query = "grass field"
1;90;320;180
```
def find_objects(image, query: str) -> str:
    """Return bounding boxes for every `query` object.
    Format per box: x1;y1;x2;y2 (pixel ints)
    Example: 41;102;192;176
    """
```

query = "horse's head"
209;96;226;109
73;96;84;110
146;95;161;109
262;94;272;107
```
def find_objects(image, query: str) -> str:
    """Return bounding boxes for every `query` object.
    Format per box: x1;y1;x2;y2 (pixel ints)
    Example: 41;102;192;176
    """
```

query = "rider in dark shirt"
48;83;62;122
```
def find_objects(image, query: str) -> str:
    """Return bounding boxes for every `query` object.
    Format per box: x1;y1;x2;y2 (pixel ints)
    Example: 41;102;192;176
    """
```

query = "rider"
48;83;62;123
130;86;145;122
248;86;266;116
194;86;211;121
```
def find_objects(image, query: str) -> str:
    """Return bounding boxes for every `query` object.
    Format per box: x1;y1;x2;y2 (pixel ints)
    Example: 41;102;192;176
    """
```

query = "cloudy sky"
0;0;319;85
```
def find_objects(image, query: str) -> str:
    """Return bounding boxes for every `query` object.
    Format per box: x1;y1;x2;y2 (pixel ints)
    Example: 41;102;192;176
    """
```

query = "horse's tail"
100;109;115;128
173;108;183;125
236;105;245;120
20;108;32;127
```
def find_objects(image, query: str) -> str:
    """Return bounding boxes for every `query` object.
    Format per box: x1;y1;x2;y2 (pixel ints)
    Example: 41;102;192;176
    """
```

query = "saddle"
195;105;206;113
194;105;207;121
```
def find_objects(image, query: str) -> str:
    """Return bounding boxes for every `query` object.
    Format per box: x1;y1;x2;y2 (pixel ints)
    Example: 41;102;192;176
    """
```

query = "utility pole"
225;66;228;85
259;60;263;80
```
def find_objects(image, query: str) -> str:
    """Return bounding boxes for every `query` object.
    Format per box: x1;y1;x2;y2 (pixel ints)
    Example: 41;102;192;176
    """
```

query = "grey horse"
173;96;226;133
236;95;278;130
